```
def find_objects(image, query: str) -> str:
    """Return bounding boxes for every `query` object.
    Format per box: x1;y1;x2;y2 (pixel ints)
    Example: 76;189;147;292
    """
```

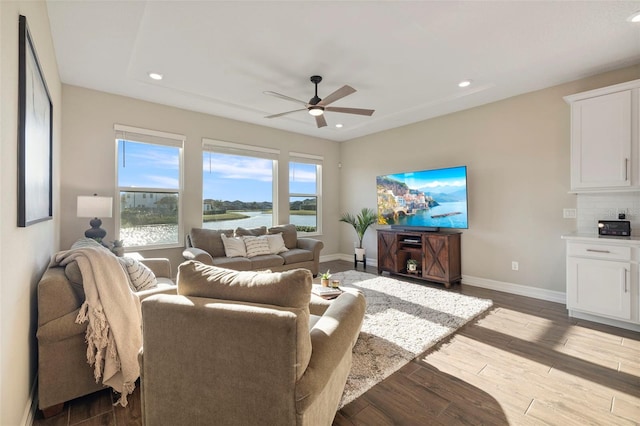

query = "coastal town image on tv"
376;165;468;229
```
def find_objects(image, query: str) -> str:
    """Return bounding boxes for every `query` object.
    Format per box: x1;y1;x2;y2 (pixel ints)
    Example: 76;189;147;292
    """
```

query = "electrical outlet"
563;208;577;219
511;261;519;271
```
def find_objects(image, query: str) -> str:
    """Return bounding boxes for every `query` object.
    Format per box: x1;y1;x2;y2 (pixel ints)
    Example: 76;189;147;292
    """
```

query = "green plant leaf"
339;207;377;248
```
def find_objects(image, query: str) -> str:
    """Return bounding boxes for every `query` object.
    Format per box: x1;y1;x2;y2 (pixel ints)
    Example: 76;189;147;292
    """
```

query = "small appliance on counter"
598;220;631;237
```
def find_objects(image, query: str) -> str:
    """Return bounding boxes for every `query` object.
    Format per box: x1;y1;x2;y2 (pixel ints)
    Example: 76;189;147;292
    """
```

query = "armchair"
139;261;365;425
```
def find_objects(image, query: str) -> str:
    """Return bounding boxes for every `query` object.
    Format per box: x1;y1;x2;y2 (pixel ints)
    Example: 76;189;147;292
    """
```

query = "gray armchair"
139;261;365;425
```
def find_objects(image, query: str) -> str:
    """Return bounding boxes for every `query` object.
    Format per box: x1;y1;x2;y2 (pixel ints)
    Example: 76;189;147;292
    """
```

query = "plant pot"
321;278;330;287
407;263;417;272
355;247;366;261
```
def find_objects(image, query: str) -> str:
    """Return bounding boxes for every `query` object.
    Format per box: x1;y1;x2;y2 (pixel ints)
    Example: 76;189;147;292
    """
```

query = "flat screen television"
376;165;468;231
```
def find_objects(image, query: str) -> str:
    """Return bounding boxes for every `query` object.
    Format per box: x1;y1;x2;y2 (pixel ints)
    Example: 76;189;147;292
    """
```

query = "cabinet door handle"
624;272;628;293
586;249;610;253
625;158;629;181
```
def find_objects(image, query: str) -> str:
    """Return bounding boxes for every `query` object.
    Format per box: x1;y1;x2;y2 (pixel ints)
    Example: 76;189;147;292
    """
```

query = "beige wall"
0;1;61;424
60;85;341;270
340;65;640;294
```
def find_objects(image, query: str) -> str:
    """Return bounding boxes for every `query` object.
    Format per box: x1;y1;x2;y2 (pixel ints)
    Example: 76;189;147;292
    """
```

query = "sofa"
139;261;366;425
183;224;324;276
36;253;176;416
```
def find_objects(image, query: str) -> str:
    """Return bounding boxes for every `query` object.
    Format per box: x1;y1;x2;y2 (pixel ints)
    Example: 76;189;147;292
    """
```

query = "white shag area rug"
331;270;494;408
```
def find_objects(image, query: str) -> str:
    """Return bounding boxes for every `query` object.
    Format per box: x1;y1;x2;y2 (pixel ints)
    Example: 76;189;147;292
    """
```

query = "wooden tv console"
377;229;461;288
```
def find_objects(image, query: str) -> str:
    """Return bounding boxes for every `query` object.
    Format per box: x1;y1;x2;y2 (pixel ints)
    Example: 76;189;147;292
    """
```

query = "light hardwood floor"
34;260;639;425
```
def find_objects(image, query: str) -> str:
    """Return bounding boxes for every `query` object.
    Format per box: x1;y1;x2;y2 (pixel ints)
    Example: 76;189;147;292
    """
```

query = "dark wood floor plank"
68;390;112;425
358;375;451;424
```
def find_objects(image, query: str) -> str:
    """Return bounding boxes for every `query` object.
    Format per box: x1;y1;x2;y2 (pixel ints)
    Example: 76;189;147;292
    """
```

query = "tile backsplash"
577;193;640;236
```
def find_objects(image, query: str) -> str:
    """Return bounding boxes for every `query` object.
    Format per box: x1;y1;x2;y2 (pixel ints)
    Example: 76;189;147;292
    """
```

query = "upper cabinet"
564;80;640;192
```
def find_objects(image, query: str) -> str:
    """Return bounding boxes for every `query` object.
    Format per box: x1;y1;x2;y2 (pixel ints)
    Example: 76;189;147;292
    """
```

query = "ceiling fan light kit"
308;106;324;116
265;75;375;128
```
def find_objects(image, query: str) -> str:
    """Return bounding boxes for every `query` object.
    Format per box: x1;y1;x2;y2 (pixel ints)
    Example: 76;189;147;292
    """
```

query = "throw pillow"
177;261;312;308
221;233;247;257
243;236;271;258
267;224;298;250
177;262;313;380
265;233;289;254
234;226;267;237
118;257;158;292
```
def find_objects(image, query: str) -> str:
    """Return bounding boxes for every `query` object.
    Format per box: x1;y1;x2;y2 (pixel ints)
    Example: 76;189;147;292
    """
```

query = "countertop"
562;232;640;245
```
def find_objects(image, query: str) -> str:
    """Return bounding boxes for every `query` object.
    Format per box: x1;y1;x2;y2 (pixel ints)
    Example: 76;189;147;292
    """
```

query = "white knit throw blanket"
53;246;142;407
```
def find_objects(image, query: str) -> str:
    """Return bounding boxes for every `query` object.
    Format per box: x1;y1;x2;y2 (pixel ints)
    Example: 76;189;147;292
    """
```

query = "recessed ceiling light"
628;10;640;23
148;72;163;81
458;80;472;88
335;124;343;128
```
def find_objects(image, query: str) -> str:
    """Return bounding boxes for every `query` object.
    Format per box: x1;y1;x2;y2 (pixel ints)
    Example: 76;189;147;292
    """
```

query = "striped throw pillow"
243;236;271;258
118;257;157;292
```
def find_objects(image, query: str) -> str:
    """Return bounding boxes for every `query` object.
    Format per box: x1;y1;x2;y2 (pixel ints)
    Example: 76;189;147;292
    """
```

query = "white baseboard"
462;275;566;304
21;375;37;426
318;253;346;263
326;253;377;267
568;310;640;332
326;253;565;304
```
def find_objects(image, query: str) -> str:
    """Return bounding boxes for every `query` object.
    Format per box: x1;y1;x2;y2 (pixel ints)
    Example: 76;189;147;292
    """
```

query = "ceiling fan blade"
317;85;356;106
265;108;306;119
263;91;308;107
315;114;327;128
325;106;375;116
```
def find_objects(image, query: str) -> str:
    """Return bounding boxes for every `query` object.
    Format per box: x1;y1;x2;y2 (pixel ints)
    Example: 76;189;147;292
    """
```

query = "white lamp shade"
77;196;113;218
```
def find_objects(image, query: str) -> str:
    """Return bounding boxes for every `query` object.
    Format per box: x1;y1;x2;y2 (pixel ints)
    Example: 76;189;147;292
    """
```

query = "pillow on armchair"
177;260;311;308
177;261;313;377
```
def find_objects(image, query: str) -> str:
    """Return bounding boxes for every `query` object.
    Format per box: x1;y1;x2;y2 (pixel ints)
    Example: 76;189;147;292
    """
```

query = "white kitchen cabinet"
563;235;640;331
564;79;640;192
567;257;631;321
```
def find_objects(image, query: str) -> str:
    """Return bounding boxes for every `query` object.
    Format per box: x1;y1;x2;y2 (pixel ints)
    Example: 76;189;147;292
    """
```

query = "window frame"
114;124;185;250
202;138;280;229
289;152;323;236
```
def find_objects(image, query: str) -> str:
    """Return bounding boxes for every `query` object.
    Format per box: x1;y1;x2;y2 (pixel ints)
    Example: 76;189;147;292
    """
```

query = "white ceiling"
46;1;640;142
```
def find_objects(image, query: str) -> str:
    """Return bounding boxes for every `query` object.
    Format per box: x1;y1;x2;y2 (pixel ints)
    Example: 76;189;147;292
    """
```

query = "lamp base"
85;217;107;243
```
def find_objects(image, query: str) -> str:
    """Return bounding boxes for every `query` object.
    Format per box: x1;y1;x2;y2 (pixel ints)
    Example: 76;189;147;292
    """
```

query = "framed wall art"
18;14;53;227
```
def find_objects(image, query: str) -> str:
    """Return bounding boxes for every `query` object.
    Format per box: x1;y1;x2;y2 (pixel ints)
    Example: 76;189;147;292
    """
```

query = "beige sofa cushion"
177;261;312;376
268;224;298;250
190;228;233;258
235;226;267;237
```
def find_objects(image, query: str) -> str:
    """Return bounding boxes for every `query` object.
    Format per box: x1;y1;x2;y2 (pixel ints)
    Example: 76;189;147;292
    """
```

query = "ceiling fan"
264;75;375;128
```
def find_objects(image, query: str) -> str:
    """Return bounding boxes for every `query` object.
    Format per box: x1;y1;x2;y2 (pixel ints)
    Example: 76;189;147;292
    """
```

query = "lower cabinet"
565;238;639;329
567;257;631;321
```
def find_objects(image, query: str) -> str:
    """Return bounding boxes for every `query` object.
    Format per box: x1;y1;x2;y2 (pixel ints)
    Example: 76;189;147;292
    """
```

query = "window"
289;153;322;234
115;125;184;248
202;139;279;231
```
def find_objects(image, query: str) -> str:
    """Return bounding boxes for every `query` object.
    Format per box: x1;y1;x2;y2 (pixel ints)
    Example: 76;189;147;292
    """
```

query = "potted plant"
407;259;418;272
111;240;125;257
339;207;378;261
320;270;332;287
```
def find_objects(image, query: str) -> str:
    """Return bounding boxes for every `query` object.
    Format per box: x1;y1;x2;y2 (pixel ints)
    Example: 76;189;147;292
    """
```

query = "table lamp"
77;194;113;243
